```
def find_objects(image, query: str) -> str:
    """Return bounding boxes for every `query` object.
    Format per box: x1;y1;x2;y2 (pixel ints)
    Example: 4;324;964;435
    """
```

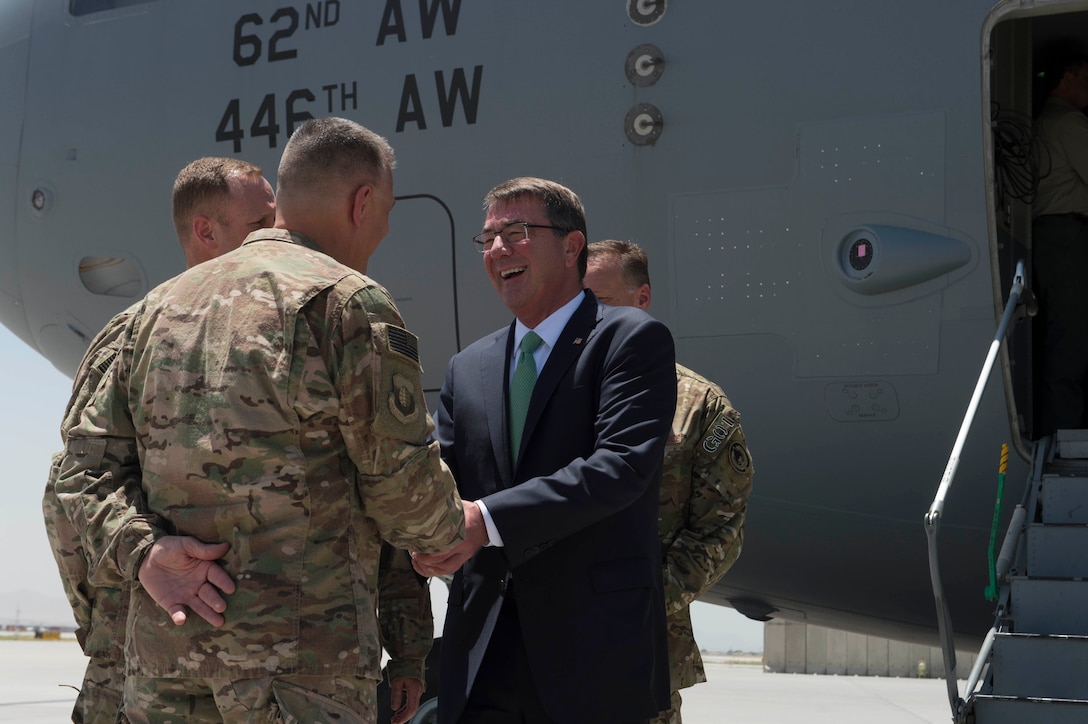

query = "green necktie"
509;331;543;462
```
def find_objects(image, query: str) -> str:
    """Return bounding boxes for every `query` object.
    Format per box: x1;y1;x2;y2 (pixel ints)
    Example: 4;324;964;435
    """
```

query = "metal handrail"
954;436;1051;721
924;259;1027;715
957;523;1019;721
961;626;997;711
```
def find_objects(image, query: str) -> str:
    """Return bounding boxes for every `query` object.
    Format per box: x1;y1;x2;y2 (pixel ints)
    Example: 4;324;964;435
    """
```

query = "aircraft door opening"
984;1;1088;452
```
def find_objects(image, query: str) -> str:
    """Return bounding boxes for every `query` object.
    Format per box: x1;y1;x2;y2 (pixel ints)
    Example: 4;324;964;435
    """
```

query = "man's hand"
389;676;424;724
411;500;488;577
138;536;236;627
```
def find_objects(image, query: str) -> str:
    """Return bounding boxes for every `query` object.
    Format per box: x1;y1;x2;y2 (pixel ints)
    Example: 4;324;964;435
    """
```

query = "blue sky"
0;325;72;605
0;324;764;652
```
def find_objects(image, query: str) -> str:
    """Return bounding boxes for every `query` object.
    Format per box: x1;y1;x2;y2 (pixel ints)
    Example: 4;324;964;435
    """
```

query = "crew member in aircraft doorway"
1032;53;1088;436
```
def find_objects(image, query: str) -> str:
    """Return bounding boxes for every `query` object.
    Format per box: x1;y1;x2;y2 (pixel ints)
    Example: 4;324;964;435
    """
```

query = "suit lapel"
518;294;602;461
482;324;515;486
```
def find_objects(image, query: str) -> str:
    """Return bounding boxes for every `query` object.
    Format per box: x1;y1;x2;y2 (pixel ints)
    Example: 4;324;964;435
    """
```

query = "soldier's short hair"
484;177;589;277
172;157;264;240
277;117;396;201
588;239;651;290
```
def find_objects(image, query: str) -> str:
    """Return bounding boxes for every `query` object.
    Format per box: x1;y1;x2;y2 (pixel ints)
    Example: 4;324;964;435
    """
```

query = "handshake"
142;500;489;627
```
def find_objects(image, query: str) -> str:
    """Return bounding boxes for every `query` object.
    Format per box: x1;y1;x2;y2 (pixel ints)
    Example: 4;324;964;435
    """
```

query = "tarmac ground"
685;654;955;723
0;639;957;723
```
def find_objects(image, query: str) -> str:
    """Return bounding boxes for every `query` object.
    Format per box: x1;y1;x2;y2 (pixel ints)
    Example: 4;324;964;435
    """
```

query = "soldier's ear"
351;183;373;229
192;215;218;251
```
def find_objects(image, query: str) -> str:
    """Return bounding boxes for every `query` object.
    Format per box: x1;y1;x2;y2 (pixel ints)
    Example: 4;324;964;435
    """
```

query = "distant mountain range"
0;590;77;629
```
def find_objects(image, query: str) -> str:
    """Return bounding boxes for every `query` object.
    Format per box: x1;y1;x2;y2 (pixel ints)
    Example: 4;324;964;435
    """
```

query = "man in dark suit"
412;177;676;724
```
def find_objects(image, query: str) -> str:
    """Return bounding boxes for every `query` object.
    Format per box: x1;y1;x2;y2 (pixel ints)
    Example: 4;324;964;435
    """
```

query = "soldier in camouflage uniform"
42;157;276;723
585;240;754;724
54;119;465;722
378;542;437;723
46;157;434;723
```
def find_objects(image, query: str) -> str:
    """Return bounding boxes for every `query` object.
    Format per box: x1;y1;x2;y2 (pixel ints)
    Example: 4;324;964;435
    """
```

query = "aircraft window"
70;0;155;16
849;238;874;272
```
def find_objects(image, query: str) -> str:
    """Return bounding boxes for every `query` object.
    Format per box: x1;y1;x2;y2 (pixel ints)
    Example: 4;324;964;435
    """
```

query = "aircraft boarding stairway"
962;429;1088;723
925;262;1088;723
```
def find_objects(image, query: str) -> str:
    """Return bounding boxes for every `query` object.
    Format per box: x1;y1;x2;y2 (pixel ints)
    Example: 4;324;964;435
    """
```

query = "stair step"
1042;475;1088;524
1057;429;1088;460
1027;525;1088;577
991;632;1088;698
1010;578;1088;635
972;695;1088;723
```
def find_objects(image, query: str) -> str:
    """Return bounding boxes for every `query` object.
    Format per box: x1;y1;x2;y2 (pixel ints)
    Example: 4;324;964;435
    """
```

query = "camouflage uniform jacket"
56;229;465;680
44;312;433;685
43;309;133;664
660;363;753;690
379;543;433;684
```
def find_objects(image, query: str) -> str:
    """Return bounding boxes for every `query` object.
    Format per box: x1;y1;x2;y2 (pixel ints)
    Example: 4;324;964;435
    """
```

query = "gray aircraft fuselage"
3;0;1082;651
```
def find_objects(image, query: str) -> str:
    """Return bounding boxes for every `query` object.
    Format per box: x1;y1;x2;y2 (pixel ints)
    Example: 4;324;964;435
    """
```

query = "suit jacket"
436;291;676;724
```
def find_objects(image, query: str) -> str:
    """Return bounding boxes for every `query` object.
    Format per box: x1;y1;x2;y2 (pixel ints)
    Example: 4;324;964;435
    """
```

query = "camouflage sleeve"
42;312;131;649
378;543;433;684
43;451;92;647
335;283;465;554
662;392;754;615
54;310;168;587
57;309;134;438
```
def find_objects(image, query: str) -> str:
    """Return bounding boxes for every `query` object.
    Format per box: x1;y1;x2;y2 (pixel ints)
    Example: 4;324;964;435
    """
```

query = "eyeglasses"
471;222;569;253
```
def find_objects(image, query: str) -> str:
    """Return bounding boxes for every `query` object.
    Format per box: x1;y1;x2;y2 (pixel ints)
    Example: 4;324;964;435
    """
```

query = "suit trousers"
458;591;650;724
